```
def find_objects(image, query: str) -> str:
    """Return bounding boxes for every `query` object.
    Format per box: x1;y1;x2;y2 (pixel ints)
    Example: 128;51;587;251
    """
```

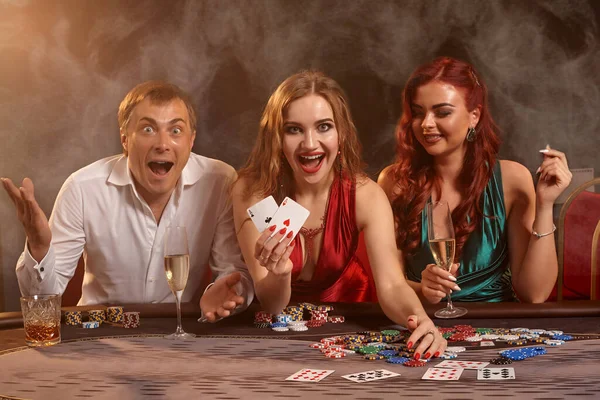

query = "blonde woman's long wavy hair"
237;70;364;202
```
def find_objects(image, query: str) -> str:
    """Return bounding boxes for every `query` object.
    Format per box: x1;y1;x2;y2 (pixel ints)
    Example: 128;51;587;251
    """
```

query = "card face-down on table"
268;197;310;241
247;196;279;232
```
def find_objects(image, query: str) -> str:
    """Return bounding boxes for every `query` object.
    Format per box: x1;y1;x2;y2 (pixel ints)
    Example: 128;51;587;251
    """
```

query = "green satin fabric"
406;162;516;302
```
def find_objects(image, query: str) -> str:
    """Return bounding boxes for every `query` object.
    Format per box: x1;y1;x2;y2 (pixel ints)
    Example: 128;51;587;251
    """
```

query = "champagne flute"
426;201;467;319
164;226;195;339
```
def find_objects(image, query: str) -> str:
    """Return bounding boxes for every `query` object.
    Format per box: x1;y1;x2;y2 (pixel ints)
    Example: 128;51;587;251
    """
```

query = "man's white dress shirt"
15;153;254;306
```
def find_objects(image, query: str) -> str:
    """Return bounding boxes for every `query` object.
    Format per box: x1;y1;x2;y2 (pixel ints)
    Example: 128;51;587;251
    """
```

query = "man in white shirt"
1;81;253;322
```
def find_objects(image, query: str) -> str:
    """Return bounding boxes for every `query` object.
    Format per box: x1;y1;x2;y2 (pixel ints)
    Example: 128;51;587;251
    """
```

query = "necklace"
299;215;326;260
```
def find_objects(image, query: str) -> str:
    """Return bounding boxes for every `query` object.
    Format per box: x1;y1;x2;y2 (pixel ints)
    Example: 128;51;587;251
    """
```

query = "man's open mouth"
148;161;174;176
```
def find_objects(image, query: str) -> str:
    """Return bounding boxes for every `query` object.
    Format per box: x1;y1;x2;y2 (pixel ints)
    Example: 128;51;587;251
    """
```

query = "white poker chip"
341;349;356;355
510;328;530;333
439;352;458;359
445;346;466;353
544;339;564;346
368;342;387;348
529;329;547;335
272;326;289;332
519;334;538;339
546;330;563;336
480;334;499;340
287;320;306;326
497;334;519;341
465;335;482;342
289;325;308;331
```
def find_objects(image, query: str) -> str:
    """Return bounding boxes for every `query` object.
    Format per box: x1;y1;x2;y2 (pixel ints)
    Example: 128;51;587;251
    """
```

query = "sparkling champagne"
164;254;190;292
429;238;455;270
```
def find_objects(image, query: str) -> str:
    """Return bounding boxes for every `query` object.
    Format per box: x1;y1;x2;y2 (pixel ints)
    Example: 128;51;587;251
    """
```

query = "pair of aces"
246;196;310;242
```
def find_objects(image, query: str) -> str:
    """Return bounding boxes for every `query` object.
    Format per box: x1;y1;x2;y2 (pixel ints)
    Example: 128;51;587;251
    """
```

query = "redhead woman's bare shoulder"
499;160;533;190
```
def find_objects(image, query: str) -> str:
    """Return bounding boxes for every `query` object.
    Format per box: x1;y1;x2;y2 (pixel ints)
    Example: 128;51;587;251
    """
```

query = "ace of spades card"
247;196;279;232
267;197;310;242
477;367;515;380
285;369;335;382
341;369;400;383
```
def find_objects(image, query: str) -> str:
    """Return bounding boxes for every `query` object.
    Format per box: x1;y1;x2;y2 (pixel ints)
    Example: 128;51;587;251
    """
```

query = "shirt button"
40;267;45;272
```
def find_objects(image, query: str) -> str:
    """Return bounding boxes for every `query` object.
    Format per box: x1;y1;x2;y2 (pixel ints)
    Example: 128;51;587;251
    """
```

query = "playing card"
480;341;495;347
435;360;489;370
268;197;310;242
421;367;464;381
247;196;279;232
285;368;335;382
341;369;400;383
477;367;515;380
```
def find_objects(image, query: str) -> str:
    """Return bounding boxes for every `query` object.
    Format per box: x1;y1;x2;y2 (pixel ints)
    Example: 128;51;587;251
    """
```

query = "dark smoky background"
1;0;598;310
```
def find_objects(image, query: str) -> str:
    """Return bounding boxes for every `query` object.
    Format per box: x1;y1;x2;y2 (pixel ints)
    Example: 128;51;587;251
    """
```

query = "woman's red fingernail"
407;341;413;349
269;225;277;232
434;351;440;358
424;352;431;359
414;353;421;360
286;231;293;238
279;228;287;234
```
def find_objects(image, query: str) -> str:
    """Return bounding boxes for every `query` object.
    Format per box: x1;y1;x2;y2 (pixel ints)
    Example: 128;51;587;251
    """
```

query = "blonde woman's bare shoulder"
376;164;398;201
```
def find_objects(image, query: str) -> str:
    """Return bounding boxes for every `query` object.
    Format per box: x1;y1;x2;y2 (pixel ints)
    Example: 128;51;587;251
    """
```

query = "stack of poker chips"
284;306;303;321
106;306;124;323
88;310;106;325
327;315;345;323
64;311;82;326
123;312;140;328
254;311;273;328
82;321;100;329
306;309;328;328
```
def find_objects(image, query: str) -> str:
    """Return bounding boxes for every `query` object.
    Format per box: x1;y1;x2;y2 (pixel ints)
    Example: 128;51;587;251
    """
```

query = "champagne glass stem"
445;263;455;310
175;290;184;334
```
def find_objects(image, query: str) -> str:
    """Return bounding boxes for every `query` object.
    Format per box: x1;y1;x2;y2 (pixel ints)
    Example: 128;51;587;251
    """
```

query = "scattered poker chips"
364;354;386;360
88;310;106;324
122;311;140;328
65;311;82;326
106;306;124;323
82;321;99;329
439;352;458;360
327;315;345;323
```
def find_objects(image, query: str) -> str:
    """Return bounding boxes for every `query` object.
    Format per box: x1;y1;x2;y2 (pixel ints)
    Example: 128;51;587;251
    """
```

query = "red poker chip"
324;351;345;358
403;359;427;367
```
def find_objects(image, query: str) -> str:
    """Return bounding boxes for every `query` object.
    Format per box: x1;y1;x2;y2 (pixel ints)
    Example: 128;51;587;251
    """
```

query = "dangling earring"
466;127;477;142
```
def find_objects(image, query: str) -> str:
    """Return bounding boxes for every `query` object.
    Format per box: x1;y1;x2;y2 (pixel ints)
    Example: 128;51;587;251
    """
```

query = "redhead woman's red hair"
390;57;501;260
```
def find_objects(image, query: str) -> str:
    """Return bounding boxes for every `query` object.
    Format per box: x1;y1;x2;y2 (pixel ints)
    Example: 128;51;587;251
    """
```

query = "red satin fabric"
289;176;377;302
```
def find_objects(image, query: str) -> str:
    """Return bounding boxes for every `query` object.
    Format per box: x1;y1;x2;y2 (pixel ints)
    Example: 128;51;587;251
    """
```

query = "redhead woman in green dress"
378;57;572;304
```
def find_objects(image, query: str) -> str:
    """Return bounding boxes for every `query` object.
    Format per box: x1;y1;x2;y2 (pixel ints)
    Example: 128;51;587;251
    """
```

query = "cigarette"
539;144;551;153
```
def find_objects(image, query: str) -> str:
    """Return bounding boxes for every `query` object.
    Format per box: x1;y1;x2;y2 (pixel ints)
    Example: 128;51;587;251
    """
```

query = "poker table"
1;301;600;400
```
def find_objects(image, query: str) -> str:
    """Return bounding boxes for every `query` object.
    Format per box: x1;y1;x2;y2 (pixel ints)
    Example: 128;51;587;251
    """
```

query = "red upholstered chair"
556;178;600;300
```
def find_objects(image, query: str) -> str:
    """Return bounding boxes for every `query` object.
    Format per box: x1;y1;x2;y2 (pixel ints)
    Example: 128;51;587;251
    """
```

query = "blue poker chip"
270;322;287;328
552;334;573;341
377;349;398;358
386;356;411;364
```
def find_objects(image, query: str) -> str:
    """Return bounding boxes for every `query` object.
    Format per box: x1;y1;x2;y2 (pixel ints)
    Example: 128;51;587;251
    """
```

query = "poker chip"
439;352;458;360
270;322;287;328
480;334;500;340
289;325;308;331
386;356;411;364
377;350;398;358
82;321;99;329
507;339;527;346
254;322;271;329
544;339;564;346
403;359;427;367
106;306;124;323
272;326;289;332
363;354;386;360
327;315;345;323
358;346;380;355
546;330;563;336
465;335;482;342
310;342;326;349
445;346;466;353
490;357;513;365
88;310;106;324
552;334;572;341
325;351;345;358
381;329;401;336
65;311;82;326
122;311;140;328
